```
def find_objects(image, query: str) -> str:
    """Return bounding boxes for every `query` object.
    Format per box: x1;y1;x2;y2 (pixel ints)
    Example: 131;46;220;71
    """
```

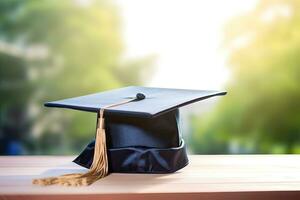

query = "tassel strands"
32;108;108;186
33;97;142;186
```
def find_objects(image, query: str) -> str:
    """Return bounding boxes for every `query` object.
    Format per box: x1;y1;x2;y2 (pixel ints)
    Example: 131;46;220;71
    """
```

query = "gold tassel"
33;97;140;186
32;109;108;186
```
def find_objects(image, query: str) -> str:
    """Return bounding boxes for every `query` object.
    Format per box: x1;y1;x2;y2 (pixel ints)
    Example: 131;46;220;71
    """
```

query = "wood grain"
0;155;300;200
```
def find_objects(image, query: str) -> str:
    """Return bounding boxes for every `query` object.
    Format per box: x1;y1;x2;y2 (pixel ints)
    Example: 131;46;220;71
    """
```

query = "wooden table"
0;155;300;200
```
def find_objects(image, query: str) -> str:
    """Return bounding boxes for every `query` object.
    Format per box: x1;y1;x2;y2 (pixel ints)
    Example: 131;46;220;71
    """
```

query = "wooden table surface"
0;155;300;200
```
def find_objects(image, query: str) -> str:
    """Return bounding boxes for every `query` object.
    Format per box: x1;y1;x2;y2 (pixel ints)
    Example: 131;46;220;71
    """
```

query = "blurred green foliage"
189;0;300;154
0;0;152;154
2;0;299;155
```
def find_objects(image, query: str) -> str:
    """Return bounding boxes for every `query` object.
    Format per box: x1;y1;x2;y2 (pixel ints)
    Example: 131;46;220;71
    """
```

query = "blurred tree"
0;0;152;154
190;0;300;154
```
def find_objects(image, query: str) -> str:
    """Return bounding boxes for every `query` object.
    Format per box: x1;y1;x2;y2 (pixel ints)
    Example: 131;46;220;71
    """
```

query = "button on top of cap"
136;93;146;100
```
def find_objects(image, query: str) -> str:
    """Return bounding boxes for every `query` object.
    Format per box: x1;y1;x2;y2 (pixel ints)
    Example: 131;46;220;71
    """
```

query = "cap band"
74;139;189;173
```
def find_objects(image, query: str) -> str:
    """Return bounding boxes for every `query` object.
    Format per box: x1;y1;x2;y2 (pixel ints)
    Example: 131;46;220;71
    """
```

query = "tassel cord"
33;98;137;186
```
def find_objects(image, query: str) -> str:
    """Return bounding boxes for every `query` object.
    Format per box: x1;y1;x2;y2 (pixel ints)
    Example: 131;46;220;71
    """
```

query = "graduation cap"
33;86;226;186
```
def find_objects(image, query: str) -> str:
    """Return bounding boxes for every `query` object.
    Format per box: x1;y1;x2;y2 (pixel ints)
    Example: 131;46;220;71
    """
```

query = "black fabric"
73;139;188;173
106;109;180;148
45;86;226;118
73;109;188;173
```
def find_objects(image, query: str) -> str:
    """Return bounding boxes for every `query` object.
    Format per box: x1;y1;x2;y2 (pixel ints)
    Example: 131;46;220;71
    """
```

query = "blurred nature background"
0;0;299;155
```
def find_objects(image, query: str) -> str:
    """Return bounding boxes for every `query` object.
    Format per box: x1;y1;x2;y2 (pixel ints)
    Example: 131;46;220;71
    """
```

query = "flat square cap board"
45;86;226;118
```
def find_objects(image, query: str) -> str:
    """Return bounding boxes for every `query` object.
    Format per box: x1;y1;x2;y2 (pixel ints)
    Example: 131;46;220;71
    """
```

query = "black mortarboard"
33;86;226;186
